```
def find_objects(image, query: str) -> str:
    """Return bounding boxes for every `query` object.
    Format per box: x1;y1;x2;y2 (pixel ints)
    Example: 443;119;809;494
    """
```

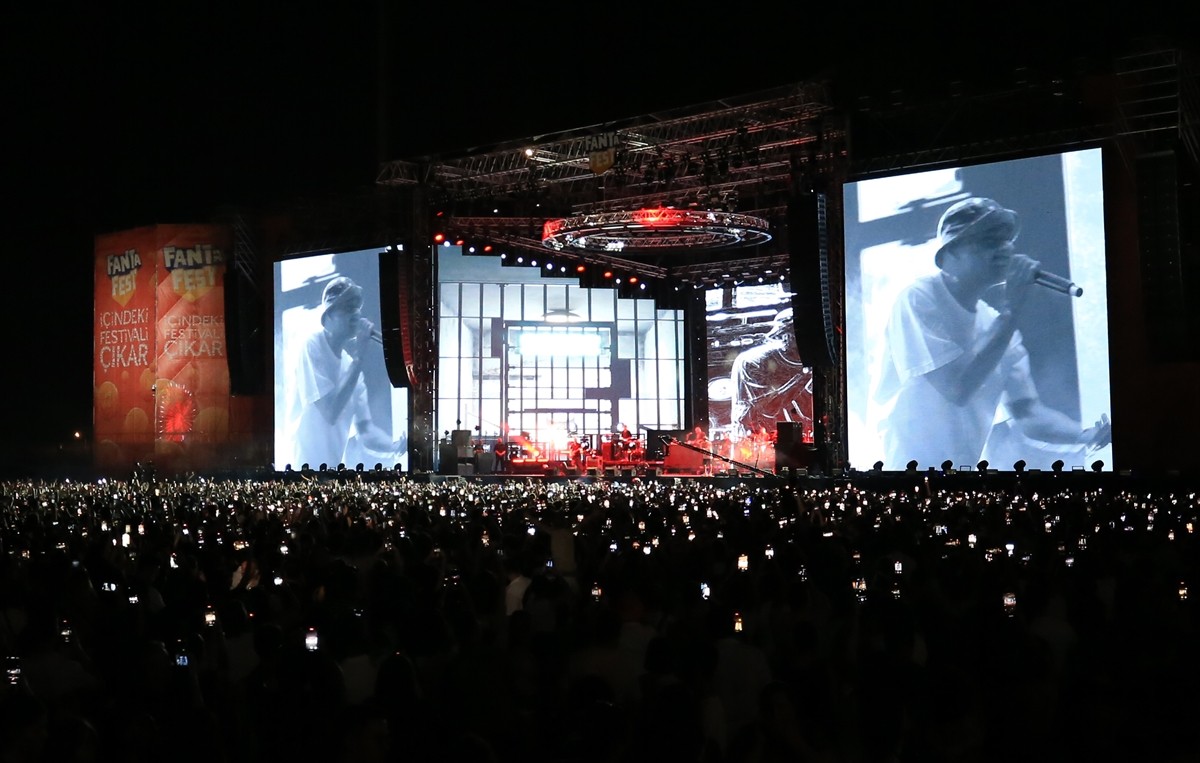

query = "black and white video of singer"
873;197;1111;469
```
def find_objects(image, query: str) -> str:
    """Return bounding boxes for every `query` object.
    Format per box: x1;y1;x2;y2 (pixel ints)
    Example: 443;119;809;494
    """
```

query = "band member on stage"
685;425;710;449
492;437;508;473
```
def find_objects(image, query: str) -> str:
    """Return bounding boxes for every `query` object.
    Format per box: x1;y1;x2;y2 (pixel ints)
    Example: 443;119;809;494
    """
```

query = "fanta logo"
163;245;223;270
107;249;142;277
163;245;223;302
107;249;141;306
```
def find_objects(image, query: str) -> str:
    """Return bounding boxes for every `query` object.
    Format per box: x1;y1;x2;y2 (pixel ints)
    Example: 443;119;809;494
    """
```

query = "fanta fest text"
98;308;150;371
106;249;142;300
163;244;223;293
162;314;226;359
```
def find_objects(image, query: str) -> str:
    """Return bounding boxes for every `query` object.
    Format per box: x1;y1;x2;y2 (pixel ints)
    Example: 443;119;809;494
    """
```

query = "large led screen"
844;148;1113;471
705;283;814;449
273;250;408;470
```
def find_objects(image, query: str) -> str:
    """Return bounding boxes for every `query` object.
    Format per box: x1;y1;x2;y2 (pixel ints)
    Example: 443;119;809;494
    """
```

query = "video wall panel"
273;250;408;470
844;148;1114;471
704;282;815;440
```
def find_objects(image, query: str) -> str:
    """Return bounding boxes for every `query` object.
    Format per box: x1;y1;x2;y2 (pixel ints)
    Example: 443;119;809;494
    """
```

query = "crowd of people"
0;472;1196;762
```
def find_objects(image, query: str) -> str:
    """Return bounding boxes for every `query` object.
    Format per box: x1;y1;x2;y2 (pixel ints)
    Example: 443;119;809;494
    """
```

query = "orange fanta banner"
154;225;232;470
94;224;235;474
94;226;159;471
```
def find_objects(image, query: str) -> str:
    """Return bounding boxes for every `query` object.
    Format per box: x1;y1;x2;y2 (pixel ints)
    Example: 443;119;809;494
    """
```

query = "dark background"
5;3;1184;475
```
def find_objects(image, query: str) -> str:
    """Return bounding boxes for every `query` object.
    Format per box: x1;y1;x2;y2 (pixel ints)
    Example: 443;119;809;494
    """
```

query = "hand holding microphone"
1034;269;1083;297
356;318;384;346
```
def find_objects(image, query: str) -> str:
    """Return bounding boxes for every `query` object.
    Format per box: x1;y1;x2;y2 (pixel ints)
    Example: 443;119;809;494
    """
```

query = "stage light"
355;463;364;472
1091;460;1104;472
1051;459;1065;473
374;463;383;472
319;463;328;472
433;232;445;244
977;460;989;472
872;461;884;472
941;459;954;474
1013;459;1026;474
905;460;918;472
301;463;310;472
576;265;586;273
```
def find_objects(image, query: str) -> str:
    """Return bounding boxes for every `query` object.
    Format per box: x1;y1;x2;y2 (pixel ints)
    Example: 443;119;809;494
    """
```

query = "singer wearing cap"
872;197;1110;468
285;276;399;468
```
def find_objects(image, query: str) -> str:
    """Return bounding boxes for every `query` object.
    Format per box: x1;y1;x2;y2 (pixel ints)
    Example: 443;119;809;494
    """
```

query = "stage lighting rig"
541;207;771;254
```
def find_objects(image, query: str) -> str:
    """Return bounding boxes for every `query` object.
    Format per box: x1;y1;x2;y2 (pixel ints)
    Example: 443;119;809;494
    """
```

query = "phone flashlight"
591;584;602;601
5;656;21;686
700;582;711;600
737;554;749;572
204;607;217;627
1003;592;1017;616
894;560;903;574
305;628;319;652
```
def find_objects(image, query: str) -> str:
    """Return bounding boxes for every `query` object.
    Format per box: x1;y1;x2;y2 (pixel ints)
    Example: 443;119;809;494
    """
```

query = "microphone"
1034;270;1083;297
359;318;385;345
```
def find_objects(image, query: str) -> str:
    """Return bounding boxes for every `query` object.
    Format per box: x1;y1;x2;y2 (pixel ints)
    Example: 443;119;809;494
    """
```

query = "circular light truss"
542;208;771;253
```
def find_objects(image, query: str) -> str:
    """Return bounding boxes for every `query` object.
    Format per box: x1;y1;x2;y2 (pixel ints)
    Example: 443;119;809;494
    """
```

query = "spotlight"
355;463;364;472
940;459;954;474
977;460;989;472
374;463;383;472
905;460;918;472
1091;460;1104;473
319;463;328;472
1051;459;1065;474
1013;459;1026;474
872;461;884;472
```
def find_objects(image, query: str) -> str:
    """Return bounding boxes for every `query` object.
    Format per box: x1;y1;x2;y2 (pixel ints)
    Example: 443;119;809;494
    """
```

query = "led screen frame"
843;148;1113;471
272;250;408;471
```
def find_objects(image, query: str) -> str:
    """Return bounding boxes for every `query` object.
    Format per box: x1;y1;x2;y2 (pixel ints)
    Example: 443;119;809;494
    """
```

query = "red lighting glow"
576;265;586;273
603;271;613;279
631;208;673;226
433;233;445;244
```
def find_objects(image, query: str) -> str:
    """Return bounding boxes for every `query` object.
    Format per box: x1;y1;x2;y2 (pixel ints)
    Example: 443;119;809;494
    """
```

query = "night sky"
6;4;1183;475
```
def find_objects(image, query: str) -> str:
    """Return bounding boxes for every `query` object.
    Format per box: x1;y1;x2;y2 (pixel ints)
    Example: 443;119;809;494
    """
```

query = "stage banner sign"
94;227;159;471
153;224;232;471
94;224;234;474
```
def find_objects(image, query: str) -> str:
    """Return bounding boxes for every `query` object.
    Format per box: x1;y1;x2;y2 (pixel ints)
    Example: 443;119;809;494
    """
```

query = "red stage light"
433;233;445;244
629;276;639;284
576;265;586;273
604;271;613;279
